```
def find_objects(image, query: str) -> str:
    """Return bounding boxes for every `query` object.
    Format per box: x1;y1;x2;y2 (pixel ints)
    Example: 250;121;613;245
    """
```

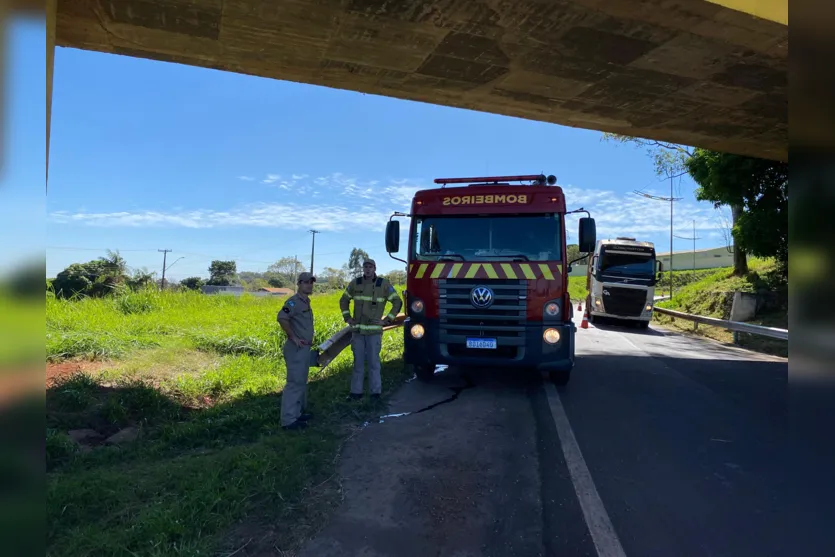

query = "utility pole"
309;229;320;274
158;249;172;289
633;176;682;299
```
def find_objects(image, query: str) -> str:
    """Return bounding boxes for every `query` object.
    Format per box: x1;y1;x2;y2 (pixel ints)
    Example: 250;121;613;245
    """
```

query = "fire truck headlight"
543;328;561;344
544;302;560;317
410;299;424;313
645;304;653;312
410;324;425;339
594;298;602;307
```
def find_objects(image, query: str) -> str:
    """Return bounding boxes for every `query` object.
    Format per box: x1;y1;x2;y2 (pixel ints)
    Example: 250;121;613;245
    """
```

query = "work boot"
282;420;307;431
370;393;381;401
347;393;363;401
298;412;313;422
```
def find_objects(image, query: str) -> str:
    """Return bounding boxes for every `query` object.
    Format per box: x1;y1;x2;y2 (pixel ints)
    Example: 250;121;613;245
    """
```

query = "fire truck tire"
638;320;650;330
549;368;571;386
414;364;436;382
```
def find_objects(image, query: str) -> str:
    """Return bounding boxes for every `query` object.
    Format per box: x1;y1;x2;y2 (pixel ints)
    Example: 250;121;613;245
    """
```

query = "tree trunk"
731;204;748;275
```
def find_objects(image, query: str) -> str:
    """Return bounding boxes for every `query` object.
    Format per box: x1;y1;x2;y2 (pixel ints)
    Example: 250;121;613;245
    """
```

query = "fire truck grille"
603;286;647;317
438;279;527;358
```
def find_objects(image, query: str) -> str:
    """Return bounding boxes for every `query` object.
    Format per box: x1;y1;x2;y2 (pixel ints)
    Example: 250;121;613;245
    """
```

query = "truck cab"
384;174;596;386
586;237;662;329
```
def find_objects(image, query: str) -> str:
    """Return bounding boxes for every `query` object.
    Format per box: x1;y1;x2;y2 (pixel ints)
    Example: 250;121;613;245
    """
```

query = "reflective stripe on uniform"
356;324;383;331
387;292;400;301
342;291;353;299
386;312;396;320
354;295;387;302
342;310;350;316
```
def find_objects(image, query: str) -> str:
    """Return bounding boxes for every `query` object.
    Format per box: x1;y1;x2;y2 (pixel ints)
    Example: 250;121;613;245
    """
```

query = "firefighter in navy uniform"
339;259;403;399
277;272;316;430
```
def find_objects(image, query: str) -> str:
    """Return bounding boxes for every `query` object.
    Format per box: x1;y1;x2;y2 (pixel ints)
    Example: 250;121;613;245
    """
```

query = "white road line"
545;384;628;557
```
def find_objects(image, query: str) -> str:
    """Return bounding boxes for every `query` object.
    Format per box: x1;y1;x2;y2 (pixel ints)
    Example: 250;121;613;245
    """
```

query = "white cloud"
52;172;723;249
49;172;426;232
50;203;398;232
238;176;255;181
562;182;722;244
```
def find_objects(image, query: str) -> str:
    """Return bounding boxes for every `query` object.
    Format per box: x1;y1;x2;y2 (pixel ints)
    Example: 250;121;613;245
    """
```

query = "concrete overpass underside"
53;0;787;161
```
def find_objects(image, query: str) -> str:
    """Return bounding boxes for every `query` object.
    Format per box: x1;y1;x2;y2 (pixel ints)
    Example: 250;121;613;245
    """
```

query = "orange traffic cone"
580;309;589;329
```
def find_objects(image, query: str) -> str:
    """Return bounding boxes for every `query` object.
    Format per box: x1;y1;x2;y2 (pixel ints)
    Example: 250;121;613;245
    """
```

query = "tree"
601;133;693;178
318;266;348;291
685;149;788;276
127;268;156;290
51;254;127;299
565;244;589;265
383;269;407;285
266;276;284;288
347;248;370;278
207;260;238;286
180;277;205;291
602;133;750;275
267;256;305;290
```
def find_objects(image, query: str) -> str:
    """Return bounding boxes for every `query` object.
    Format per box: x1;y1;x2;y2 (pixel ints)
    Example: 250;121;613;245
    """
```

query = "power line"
633;174;683;299
673;219;702;272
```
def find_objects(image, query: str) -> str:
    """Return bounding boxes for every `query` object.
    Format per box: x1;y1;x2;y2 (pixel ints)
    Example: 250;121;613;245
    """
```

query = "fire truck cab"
384;174;596;386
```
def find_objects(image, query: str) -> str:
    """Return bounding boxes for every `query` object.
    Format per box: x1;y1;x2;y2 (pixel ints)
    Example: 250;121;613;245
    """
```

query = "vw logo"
470;286;494;309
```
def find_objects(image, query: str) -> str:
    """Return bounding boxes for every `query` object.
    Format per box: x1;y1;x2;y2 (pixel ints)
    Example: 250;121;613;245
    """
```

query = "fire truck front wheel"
413;364;436;382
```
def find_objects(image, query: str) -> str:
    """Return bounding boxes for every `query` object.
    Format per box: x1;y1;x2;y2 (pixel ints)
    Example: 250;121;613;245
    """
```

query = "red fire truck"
384;174;596;385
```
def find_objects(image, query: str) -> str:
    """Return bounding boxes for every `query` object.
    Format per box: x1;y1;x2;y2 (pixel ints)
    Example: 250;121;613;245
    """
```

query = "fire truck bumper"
402;319;575;372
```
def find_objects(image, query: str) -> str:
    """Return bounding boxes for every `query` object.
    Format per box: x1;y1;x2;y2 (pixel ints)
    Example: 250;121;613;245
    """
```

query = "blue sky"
14;18;730;281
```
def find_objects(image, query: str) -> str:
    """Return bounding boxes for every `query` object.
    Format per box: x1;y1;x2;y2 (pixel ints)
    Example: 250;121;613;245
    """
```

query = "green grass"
567;266;737;303
46;288;409;556
654;258;788;357
568;276;587;302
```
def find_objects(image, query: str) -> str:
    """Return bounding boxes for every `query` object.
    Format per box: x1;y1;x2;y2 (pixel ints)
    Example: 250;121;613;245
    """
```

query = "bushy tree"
180;277;205;291
318;266;348;291
127;268;156;290
51;251;128;299
383;269;407;285
267;257;305;289
347;248;370;278
566;244;589;265
206;260;238;286
685;149;787;276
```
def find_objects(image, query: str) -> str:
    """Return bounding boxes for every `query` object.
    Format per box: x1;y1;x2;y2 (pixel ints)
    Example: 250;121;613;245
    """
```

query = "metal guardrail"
316;313;407;368
654;307;788;341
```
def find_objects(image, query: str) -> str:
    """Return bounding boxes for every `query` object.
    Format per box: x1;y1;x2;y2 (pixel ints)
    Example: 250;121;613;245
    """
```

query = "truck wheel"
414;364;436;382
549;368;571;386
638;320;650;330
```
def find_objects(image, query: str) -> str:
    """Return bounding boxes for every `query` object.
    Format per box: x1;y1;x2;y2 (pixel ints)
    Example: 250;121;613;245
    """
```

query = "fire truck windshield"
413;214;562;261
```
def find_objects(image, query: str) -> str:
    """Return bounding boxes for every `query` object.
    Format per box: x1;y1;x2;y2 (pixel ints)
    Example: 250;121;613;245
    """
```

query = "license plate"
466;338;497;349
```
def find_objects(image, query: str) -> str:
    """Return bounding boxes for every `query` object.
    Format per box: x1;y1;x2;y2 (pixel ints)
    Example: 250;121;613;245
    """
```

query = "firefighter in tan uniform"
277;272;316;430
339;259;403;399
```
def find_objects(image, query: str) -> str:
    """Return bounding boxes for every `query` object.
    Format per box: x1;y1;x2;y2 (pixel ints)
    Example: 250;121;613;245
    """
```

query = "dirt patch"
46;360;107;387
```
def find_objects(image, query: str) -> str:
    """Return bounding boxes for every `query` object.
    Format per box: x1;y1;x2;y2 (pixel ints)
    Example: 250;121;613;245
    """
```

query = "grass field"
654;258;788;357
46;289;410;556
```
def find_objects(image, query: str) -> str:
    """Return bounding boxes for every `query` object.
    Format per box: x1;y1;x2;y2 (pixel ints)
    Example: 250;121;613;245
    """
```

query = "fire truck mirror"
578;217;596;253
386;220;400;253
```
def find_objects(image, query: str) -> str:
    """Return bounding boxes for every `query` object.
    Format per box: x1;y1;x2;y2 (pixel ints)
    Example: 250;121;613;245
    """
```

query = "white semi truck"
585;237;663;329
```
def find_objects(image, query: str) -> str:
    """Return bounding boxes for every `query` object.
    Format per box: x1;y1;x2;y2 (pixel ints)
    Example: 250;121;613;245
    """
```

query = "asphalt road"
298;309;801;557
